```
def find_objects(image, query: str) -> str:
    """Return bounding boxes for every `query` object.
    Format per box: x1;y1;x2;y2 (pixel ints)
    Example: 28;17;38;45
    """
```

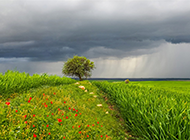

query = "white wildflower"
89;92;94;94
79;86;85;90
75;82;79;85
106;111;109;114
97;104;102;106
94;95;97;98
85;90;87;92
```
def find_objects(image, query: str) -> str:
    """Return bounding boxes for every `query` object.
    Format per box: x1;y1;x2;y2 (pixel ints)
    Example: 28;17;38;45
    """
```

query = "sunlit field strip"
130;81;190;94
92;81;190;140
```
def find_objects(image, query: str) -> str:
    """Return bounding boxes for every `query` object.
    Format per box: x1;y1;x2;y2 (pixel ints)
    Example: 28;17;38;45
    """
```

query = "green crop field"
92;80;190;140
130;81;190;93
1;70;190;140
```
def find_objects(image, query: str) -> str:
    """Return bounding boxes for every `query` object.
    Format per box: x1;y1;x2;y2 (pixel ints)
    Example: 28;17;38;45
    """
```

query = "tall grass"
0;70;76;100
92;81;190;140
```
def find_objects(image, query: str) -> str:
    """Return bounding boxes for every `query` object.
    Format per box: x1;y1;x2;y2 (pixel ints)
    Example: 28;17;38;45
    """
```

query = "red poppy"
16;110;18;113
106;135;108;137
62;113;64;116
33;134;37;137
73;108;75;111
52;113;54;115
69;107;71;110
53;92;56;95
45;105;48;107
51;101;53;104
101;125;103;127
64;101;66;103
63;136;65;139
33;125;35;127
25;121;27;124
72;126;74;128
76;110;78;112
48;133;51;135
87;135;89;137
75;114;77;117
46;98;48;100
92;124;94;126
78;125;81;128
43;93;45;96
29;97;32;100
58;108;60;111
97;122;99;124
28;100;30;103
33;114;35;117
87;125;89;127
24;115;27;118
66;116;68;119
47;125;49;127
58;119;62;122
6;102;10;105
47;115;49;117
79;131;81;134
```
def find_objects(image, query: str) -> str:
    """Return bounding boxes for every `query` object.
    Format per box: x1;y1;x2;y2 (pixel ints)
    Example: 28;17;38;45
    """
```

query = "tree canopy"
62;55;96;81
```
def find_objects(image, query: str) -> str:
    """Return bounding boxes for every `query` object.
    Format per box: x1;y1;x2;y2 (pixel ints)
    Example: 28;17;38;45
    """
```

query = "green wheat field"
1;70;190;140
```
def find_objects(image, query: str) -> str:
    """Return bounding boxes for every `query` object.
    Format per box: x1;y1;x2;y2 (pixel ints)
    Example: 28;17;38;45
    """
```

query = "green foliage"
92;81;190;140
62;55;95;81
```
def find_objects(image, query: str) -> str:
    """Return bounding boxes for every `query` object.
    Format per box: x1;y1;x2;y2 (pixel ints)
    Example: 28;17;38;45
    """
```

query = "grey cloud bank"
0;0;190;78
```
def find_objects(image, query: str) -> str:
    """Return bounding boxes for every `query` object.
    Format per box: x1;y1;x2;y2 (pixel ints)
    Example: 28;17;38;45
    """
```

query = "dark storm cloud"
0;0;190;62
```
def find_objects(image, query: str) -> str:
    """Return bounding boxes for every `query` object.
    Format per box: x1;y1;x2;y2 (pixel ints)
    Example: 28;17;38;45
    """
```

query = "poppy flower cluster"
4;91;109;139
28;97;32;103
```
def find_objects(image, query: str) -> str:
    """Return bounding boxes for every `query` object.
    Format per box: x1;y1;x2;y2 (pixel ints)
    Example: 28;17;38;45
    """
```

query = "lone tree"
62;55;96;81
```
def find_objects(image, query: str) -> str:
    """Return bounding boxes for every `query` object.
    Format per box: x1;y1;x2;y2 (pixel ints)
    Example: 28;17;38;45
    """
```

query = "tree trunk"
79;75;82;81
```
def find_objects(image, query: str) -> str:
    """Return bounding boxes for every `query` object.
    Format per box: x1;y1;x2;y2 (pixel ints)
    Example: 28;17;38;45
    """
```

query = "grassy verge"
0;80;137;140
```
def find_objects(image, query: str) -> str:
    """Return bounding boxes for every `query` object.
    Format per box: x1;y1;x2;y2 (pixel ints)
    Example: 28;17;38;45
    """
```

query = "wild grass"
92;81;190;140
0;70;132;140
0;70;76;100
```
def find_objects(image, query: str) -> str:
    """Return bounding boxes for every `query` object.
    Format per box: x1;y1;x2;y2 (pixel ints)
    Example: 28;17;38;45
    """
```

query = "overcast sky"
0;0;190;78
